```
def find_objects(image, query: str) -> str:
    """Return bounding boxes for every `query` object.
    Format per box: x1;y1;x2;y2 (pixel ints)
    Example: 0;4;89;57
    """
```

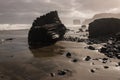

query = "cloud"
75;0;120;12
107;8;120;13
0;0;120;24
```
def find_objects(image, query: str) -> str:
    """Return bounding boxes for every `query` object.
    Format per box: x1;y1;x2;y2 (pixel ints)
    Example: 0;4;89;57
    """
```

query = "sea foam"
0;24;31;30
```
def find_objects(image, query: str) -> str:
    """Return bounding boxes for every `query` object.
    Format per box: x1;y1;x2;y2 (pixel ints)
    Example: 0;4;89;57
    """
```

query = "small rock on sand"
90;62;95;65
115;62;120;67
84;56;91;61
118;62;120;66
104;66;109;69
102;58;108;63
66;52;72;58
87;46;95;50
50;73;55;77
58;70;66;75
57;69;72;76
5;38;14;41
90;69;95;73
72;58;79;62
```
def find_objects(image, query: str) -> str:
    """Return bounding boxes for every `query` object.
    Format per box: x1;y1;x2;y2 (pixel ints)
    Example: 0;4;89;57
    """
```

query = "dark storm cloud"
0;0;120;24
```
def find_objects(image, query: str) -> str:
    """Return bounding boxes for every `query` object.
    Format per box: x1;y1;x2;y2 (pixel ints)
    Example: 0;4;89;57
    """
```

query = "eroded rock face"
28;11;66;48
89;18;120;38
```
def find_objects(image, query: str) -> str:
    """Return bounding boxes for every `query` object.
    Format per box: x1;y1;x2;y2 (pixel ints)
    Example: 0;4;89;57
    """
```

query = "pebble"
84;56;91;61
115;62;120;67
90;62;95;65
118;62;120;66
87;46;95;50
72;59;78;62
5;38;14;41
104;66;109;69
90;69;95;73
117;55;120;59
50;73;55;77
57;69;72;76
57;70;66;76
102;58;108;63
66;52;72;58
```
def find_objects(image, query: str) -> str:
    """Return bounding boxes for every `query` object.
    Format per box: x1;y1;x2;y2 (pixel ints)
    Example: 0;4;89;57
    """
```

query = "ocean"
0;24;82;31
0;24;31;30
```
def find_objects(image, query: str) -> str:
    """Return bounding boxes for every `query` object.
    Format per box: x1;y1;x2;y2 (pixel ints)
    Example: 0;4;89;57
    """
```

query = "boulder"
84;56;91;61
89;18;120;38
87;46;95;50
28;11;66;48
66;52;72;58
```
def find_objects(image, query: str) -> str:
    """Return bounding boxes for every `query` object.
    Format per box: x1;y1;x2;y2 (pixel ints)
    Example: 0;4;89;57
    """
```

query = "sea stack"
28;11;66;48
89;18;120;38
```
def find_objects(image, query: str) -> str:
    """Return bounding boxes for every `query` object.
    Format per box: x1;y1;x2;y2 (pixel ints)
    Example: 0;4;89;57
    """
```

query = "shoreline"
0;29;120;80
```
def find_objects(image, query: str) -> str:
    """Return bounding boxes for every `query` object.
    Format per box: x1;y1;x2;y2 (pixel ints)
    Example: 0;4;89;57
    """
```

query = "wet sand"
0;30;120;80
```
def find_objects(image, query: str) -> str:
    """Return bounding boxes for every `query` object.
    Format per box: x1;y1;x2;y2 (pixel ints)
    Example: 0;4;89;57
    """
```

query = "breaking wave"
0;24;31;30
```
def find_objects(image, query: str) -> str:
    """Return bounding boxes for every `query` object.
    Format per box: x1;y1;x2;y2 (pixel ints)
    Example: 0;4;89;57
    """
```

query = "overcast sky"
0;0;120;24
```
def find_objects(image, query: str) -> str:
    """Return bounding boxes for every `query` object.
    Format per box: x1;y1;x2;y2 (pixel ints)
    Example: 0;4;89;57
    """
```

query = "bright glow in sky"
0;0;120;24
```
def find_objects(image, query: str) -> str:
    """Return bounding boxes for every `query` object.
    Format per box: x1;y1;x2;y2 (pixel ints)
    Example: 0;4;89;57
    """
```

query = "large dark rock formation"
89;18;120;38
28;11;66;48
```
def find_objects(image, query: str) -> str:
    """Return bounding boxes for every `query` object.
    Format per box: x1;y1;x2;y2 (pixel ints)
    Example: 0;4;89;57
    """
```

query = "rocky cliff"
89;18;120;38
28;11;66;48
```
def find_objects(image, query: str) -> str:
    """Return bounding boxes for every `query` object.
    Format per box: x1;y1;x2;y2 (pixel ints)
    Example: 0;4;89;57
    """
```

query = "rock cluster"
99;37;120;59
28;11;66;48
63;36;85;42
89;18;120;38
87;46;95;50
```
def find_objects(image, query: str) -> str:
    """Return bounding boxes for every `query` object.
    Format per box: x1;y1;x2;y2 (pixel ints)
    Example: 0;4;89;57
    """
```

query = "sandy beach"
0;30;120;80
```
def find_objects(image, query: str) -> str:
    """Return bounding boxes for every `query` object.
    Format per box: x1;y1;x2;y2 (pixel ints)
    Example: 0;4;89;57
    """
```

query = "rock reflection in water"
29;44;65;58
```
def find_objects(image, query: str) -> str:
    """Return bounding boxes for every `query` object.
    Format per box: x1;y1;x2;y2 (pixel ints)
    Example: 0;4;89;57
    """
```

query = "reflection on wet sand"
29;44;65;58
